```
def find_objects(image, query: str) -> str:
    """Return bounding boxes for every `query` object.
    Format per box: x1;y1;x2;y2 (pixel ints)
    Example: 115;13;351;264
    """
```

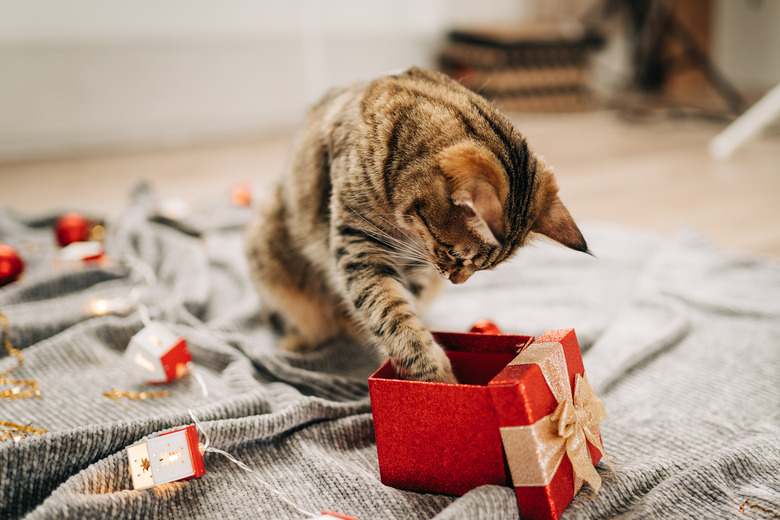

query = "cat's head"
402;140;588;284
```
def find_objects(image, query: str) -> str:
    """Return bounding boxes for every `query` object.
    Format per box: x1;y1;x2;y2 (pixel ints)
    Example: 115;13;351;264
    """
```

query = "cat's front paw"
430;366;458;384
393;344;458;384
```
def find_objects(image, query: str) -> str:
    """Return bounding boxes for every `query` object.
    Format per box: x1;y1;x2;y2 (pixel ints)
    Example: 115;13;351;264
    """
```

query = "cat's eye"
447;249;459;259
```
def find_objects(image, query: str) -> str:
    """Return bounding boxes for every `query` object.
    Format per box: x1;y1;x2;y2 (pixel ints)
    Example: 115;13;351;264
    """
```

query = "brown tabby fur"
245;67;588;383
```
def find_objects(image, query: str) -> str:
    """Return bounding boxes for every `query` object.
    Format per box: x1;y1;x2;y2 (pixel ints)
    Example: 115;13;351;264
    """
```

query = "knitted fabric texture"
1;185;779;519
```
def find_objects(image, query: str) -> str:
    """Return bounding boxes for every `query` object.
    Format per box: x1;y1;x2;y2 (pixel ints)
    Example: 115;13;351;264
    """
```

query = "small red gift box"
123;323;192;384
127;424;205;489
368;329;610;520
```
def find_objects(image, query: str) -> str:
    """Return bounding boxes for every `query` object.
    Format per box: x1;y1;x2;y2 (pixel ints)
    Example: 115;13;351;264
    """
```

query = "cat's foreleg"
332;229;457;383
246;200;349;353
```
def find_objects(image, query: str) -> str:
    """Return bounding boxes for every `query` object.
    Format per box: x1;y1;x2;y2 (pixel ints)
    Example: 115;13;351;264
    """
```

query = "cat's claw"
394;346;459;384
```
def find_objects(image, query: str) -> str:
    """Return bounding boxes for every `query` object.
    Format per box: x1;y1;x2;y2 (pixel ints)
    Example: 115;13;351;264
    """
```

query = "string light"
84;255;156;320
187;410;321;518
90;299;110;315
127;424;204;489
85;254;208;397
89;224;106;242
156;196;190;221
57;241;105;263
123;323;192;384
5;224;349;516
167;452;182;463
87;298;133;317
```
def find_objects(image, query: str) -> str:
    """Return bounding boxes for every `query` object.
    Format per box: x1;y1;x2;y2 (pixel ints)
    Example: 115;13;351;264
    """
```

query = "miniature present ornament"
127;425;205;489
369;329;611;520
123;322;192;384
57;241;104;263
126;412;360;517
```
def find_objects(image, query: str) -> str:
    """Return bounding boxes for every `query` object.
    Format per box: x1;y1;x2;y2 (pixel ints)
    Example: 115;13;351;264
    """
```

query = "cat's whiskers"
382;251;428;267
356;243;431;278
375;214;427;253
347;221;432;271
365;226;428;260
375;212;434;256
365;234;430;266
347;208;430;260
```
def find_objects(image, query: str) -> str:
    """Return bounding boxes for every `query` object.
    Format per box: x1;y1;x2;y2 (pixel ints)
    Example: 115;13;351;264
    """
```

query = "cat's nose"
449;265;475;284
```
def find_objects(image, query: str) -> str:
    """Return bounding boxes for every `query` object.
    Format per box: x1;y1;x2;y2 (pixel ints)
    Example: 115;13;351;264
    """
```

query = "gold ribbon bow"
499;342;614;495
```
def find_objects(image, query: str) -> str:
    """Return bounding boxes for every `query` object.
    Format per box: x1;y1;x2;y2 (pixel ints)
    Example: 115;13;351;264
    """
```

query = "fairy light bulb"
123;323;192;384
133;352;156;373
89;299;110;315
127;425;204;489
86;297;132;317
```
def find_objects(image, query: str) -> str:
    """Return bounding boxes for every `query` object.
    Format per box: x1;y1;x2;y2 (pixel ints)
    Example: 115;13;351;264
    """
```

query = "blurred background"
1;0;779;256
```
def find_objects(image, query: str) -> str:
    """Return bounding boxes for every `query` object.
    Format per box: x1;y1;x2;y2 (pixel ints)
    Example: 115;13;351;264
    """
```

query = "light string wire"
188;410;318;518
0;310;40;399
122;254;156;328
122;255;209;399
92;253;209;400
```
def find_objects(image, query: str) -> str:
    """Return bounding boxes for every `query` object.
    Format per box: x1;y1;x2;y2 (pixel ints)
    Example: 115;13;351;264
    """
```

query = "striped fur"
245;67;587;383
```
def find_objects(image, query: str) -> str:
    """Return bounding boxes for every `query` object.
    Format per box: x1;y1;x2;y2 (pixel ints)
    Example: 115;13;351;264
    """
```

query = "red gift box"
368;329;610;520
123;323;192;384
127;424;205;490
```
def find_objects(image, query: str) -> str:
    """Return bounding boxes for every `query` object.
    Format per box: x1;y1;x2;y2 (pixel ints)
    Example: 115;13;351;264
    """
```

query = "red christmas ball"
0;244;24;287
470;319;501;335
55;212;91;246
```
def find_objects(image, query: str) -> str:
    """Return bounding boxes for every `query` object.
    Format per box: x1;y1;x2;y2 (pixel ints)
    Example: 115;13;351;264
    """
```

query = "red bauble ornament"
55;212;91;247
0;244;24;286
470;319;501;335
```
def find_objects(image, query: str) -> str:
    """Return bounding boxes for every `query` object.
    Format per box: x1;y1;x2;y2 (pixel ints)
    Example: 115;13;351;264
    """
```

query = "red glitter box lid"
367;331;534;496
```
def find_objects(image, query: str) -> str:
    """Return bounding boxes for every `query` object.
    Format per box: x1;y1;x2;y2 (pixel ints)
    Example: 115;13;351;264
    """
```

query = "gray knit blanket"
1;184;779;520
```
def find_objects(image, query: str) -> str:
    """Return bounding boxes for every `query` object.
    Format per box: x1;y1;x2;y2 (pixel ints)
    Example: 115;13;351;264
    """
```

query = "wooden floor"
1;110;779;259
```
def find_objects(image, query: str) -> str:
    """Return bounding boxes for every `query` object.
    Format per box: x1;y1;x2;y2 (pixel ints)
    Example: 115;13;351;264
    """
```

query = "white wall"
714;0;780;93
0;0;530;161
5;0;774;163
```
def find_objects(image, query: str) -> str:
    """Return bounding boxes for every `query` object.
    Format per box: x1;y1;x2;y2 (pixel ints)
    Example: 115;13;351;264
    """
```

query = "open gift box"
368;329;610;520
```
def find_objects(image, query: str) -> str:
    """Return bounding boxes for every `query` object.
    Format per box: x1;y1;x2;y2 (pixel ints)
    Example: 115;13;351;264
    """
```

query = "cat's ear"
531;165;590;254
438;142;508;245
451;183;503;245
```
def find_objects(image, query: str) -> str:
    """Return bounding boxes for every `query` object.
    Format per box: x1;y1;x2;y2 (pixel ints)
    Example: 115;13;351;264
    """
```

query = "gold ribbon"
499;342;613;495
102;388;169;401
0;421;48;442
0;311;41;399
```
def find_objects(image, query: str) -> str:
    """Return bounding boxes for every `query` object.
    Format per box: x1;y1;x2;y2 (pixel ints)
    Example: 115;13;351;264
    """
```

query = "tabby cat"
245;67;588;383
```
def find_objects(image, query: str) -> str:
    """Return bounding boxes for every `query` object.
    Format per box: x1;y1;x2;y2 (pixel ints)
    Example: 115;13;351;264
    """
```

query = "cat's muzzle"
448;265;476;284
